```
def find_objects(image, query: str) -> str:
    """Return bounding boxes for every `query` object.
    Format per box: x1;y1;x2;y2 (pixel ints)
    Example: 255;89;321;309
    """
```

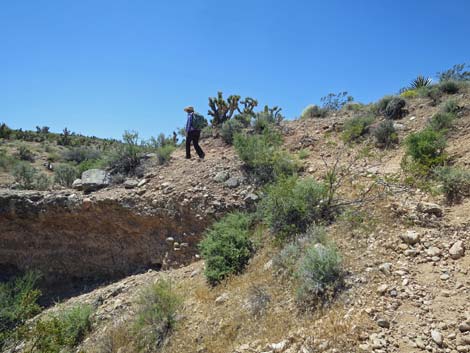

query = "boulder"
214;171;230;183
72;179;83;190
81;169;110;192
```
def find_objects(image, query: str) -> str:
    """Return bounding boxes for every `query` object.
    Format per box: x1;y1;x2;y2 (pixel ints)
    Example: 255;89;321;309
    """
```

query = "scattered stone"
377;284;388;295
449;241;465;260
123;179;139;189
416;202;443;217
459;322;470;332
431;329;443;347
137;179;148;187
214;171;230;183
377;317;390;329
215;293;229;305
72;178;83;190
379;263;392;275
426;246;441;257
400;230;420;245
224;177;240;188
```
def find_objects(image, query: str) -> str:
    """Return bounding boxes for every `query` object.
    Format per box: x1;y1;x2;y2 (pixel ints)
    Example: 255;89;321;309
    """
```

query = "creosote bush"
17;145;35;162
372;120;398;148
301;105;327;119
54;164;79;187
134;279;181;352
403;128;447;175
341;115;375;142
439;80;459;94
428;112;455;131
434;166;470;204
156;144;176;165
258;176;328;241
199;212;254;285
234;129;298;184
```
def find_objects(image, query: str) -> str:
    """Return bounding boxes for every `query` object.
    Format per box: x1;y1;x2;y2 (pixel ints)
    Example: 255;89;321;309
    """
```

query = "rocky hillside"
1;88;469;353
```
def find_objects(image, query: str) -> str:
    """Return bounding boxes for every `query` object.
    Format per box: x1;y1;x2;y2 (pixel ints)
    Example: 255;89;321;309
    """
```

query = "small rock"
224;177;240;188
379;263;392;275
123;179;139;189
215;293;229;305
449;241;465;260
377;317;390;329
377;284;388;295
417;202;443;217
137;179;148;187
459;322;470;332
426;246;441;257
400;230;420;245
214;171;230;183
431;329;443;346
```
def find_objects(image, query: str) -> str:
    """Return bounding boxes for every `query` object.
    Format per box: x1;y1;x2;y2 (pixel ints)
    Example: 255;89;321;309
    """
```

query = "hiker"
184;106;205;159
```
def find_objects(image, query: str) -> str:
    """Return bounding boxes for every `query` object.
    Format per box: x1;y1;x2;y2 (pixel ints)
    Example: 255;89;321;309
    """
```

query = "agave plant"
409;75;432;89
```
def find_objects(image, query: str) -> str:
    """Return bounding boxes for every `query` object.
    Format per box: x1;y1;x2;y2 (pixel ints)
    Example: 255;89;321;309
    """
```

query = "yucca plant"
409;75;432;89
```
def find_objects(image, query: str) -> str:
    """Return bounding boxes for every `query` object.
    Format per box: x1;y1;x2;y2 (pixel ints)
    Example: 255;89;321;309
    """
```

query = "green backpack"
192;113;208;130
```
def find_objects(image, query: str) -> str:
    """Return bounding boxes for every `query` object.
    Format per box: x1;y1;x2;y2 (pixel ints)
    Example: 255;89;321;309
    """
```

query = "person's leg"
185;132;192;158
193;130;205;158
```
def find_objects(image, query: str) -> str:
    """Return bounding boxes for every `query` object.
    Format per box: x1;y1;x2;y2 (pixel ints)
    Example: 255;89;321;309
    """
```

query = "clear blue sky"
1;0;469;140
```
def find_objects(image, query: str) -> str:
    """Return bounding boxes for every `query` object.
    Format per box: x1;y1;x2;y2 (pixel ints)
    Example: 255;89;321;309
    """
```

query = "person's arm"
185;113;193;133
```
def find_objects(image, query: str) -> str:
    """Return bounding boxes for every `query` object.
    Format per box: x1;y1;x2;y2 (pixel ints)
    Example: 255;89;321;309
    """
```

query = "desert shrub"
246;286;270;317
273;242;301;275
373;120;398;148
258;176;328;240
234;129;298;184
63;147;101;164
301;105;327;119
12;163;37;189
439;80;459;94
403;129;447;173
417;85;442;104
233;113;252;128
200;125;214;139
428;112;455;131
134;280;181;352
199;212;253;285
321;92;353;111
54;164;79;187
0;272;42;348
0;123;12;139
17;145;35;162
295;243;343;308
400;89;418;99
437;63;470;82
409;75;432;89
298;149;309;159
25;305;92;353
108;131;141;175
440;99;460;114
221;119;244;145
77;158;107;174
374;96;393;115
384;97;406;119
0;150;17;171
156;144;175;165
252;106;284;133
434;166;470;204
342;115;375;142
91;322;133;353
33;173;51;191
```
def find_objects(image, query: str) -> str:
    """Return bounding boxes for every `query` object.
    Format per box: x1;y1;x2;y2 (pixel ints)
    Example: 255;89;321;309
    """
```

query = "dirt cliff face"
0;190;207;295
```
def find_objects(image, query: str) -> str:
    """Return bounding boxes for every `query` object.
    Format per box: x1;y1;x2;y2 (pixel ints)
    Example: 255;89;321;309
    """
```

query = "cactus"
208;92;241;126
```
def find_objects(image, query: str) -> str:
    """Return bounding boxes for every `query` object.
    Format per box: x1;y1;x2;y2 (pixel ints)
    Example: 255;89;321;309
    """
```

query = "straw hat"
184;106;194;113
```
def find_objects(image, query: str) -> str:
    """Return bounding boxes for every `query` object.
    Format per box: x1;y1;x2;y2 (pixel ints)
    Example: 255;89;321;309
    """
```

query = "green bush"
17;145;35;162
220;119;244;145
234;129;298;184
439;80;459;94
400;89;418;99
428;112;455;131
301;105;327;119
33;173;51;191
295;243;343;307
321;92;353;111
372;120;398;148
438;63;470;82
434;166;470;204
199;212;254;285
0;123;13;139
200;125;214;139
0;149;17;171
134;280;181;352
341;115;375;142
417;85;442;104
12;163;37;189
63;147;101;164
258;177;328;240
156;145;175;165
108;131;142;175
375;96;406;119
273;242;301;276
404;128;447;173
54;164;79;187
440;99;460;114
25;305;92;353
297;149;309;160
0;272;42;348
77;158;107;175
252;106;284;133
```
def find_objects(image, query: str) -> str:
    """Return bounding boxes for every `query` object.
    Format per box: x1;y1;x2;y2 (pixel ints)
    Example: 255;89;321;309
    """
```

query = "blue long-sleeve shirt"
185;112;194;133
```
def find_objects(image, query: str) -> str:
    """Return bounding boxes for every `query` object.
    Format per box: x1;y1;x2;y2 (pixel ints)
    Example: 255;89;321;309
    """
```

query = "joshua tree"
208;92;241;126
238;97;258;117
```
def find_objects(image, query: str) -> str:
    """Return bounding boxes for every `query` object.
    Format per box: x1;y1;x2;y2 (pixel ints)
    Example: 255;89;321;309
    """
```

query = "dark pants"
186;130;205;159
